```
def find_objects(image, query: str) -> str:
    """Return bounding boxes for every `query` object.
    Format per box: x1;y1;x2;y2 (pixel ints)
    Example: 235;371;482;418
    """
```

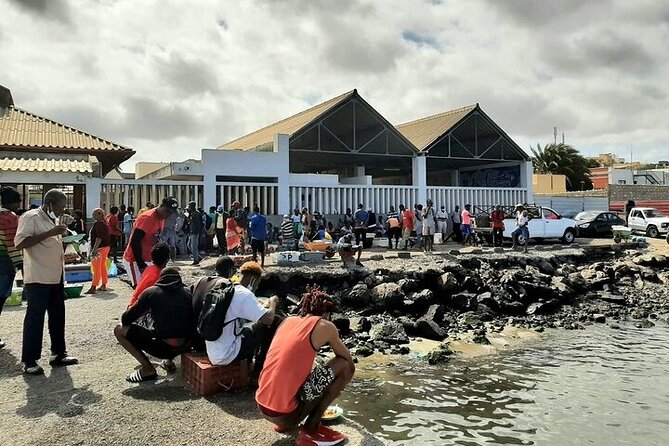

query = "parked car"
627;207;669;238
503;206;577;244
574;211;625;237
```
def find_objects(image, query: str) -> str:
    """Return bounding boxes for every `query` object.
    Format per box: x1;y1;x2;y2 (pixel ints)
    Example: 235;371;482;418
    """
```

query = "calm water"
342;323;669;445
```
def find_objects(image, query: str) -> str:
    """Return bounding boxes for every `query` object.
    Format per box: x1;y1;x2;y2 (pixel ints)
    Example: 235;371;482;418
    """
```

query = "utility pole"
562;132;565;144
630;144;633;165
554;126;558;144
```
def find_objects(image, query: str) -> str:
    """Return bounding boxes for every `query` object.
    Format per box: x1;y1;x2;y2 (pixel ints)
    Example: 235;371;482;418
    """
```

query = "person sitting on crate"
114;267;193;382
202;261;281;380
255;286;355;446
189;256;236;352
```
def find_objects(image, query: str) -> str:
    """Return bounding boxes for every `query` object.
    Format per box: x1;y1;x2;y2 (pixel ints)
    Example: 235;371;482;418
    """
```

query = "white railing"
100;179;204;210
289;185;418;214
216;183;279;215
427;186;528;210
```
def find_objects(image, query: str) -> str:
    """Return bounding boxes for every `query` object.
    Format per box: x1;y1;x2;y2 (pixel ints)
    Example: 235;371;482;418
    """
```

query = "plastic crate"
64;270;93;283
181;353;250;396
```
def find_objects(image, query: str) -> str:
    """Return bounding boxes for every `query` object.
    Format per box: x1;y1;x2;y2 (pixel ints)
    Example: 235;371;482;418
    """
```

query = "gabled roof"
0;156;93;173
396;104;477;152
218;90;356;151
0;106;134;156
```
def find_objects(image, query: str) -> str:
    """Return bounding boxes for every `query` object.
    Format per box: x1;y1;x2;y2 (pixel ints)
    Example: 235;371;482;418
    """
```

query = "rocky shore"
228;242;669;362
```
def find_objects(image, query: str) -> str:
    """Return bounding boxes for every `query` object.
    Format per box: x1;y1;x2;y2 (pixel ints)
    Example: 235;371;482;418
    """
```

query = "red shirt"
491;210;505;229
123;209;164;263
128;264;161;307
106;213;121;236
401;209;414;228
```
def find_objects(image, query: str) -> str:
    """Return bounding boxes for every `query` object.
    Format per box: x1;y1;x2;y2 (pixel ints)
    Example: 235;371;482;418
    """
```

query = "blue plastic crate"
65;270;93;283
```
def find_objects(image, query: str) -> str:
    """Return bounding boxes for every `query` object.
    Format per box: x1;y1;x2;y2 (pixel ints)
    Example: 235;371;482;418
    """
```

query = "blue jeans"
0;270;16;316
190;233;201;263
21;282;66;364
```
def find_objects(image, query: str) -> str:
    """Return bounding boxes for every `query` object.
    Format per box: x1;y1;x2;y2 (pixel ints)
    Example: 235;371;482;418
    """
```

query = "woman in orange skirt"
86;208;111;294
225;215;242;255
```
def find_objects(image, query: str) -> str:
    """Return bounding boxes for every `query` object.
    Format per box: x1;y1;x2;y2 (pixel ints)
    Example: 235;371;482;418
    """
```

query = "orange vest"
256;316;321;413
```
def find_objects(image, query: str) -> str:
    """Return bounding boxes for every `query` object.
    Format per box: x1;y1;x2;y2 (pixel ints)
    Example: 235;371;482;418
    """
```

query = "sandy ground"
0;267;384;446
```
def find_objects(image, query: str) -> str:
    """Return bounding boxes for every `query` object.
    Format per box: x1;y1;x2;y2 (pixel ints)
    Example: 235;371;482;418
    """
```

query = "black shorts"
251;238;265;254
126;324;182;360
233;326;260;362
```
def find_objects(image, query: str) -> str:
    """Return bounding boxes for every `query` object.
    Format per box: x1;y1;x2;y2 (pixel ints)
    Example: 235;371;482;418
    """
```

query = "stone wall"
609;184;669;202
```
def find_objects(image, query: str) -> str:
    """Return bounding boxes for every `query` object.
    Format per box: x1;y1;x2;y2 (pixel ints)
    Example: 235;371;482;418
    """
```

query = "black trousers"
216;229;227;254
234;315;284;378
453;223;462;242
492;228;504;246
21;282;66;364
354;228;366;245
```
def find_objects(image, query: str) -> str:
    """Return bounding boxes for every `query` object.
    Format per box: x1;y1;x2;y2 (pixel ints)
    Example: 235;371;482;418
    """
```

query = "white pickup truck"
503;206;577;244
627;207;669;238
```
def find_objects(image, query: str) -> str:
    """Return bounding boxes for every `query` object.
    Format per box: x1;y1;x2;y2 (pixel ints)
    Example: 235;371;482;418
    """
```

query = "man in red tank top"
255;288;354;446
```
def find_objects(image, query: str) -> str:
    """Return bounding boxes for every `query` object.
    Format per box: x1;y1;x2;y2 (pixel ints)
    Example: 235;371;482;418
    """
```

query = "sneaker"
23;363;44;375
295;425;346;446
49;353;79;366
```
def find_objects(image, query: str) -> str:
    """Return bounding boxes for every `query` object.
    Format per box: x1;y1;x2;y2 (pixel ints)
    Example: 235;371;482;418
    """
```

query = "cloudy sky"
2;0;668;170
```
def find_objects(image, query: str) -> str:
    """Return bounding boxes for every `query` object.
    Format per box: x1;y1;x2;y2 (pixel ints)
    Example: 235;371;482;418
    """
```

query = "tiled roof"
396;105;477;152
219;90;356;151
0;106;133;155
0;156;93;173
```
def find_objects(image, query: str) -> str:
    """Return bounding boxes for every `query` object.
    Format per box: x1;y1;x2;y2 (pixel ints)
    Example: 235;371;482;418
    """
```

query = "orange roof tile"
0;156;93;173
396;105;477;151
0;106;133;155
218;90;356;151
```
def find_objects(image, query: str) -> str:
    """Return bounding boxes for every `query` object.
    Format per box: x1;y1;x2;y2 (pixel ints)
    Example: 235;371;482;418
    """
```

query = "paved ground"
0;269;384;446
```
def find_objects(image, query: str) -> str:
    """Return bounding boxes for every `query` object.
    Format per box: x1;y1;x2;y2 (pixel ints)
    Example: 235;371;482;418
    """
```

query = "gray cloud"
120;97;202;140
8;0;71;24
155;52;221;96
1;0;667;167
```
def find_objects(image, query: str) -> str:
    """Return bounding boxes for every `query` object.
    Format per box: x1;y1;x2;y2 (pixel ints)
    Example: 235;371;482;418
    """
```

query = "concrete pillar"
412;155;427;205
275;134;291;215
520;161;534;204
85;178;102;217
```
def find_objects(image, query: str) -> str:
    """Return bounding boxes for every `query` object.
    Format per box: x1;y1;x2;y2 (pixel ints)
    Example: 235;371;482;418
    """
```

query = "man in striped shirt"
0;187;23;349
279;214;296;250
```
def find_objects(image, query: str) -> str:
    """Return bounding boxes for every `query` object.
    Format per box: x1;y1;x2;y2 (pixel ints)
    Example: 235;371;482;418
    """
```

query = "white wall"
290;173;339;185
610;169;634;185
201;134;291;213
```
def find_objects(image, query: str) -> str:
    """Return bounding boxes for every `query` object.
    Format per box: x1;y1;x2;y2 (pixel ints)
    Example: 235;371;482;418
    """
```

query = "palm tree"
531;143;593;191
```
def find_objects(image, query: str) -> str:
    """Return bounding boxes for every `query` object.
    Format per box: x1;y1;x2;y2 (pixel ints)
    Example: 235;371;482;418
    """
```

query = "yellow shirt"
15;208;65;284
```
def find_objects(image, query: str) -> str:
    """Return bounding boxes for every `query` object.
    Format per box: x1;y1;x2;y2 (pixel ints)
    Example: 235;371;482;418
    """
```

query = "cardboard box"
181;353;250;396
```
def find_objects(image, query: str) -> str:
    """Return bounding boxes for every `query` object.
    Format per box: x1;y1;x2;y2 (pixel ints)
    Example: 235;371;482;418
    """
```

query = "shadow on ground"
16;367;102;418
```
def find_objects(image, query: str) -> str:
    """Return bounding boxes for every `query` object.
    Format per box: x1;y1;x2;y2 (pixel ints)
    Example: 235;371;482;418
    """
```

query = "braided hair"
298;285;334;317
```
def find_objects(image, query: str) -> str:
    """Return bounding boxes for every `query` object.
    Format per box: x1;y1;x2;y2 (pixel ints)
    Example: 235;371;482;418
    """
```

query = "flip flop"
160;360;177;373
126;369;157;383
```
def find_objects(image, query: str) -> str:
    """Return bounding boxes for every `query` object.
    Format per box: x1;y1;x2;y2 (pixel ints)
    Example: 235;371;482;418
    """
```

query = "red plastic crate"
181;353;250;396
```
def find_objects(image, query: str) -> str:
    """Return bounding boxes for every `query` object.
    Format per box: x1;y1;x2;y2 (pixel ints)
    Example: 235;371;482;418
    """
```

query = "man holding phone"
15;189;78;375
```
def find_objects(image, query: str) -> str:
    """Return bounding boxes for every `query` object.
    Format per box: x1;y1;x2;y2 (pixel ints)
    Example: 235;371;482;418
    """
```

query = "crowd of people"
0;187;537;445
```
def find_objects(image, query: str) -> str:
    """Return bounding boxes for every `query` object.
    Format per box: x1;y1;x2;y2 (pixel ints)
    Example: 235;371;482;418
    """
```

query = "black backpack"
197;283;237;341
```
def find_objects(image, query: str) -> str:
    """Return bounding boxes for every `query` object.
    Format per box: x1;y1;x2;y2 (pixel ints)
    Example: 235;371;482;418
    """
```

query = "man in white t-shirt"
205;261;279;378
511;206;529;253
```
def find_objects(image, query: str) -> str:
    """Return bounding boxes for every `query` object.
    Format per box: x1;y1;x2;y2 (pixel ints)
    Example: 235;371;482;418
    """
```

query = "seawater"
341;323;669;446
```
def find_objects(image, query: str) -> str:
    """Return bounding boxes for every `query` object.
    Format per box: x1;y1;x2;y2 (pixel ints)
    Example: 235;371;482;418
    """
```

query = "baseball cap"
161;197;179;212
217;205;225;212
